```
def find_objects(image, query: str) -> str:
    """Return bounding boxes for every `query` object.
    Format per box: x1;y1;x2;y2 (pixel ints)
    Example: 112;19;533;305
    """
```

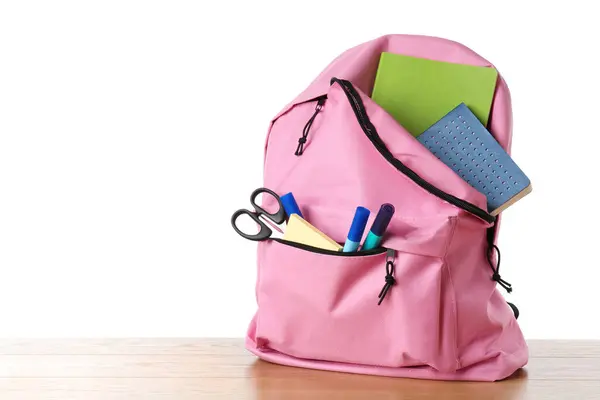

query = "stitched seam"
443;216;461;370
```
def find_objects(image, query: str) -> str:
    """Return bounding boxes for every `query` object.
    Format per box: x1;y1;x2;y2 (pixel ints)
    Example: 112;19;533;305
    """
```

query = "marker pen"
343;206;370;252
362;204;395;250
280;192;303;219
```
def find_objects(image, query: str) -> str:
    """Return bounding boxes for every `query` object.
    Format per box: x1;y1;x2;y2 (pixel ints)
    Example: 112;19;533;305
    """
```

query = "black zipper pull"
378;249;396;305
295;97;325;156
486;227;512;293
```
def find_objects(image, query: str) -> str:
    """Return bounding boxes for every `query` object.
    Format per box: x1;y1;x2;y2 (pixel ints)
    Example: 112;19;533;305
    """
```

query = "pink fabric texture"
246;34;528;381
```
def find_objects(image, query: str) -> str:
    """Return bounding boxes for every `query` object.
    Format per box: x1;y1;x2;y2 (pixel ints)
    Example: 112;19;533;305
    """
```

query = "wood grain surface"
0;339;598;399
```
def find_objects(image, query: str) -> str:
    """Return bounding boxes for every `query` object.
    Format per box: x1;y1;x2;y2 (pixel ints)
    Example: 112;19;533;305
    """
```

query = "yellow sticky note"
283;215;342;252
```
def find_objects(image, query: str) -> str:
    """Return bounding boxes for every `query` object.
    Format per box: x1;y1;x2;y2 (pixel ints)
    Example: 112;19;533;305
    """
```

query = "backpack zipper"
330;78;496;224
273;238;386;257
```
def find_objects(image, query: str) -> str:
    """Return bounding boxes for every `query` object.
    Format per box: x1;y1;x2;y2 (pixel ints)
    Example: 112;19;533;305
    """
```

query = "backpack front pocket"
253;239;459;373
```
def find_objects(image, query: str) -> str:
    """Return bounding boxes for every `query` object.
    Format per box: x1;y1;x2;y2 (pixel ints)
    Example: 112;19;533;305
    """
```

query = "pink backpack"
245;35;527;381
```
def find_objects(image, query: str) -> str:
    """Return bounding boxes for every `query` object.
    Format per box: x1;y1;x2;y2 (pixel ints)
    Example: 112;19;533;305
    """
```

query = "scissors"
231;188;287;241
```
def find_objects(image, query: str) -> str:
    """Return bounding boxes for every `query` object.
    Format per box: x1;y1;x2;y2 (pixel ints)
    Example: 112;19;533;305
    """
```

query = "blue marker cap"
347;206;370;242
370;203;395;236
280;192;303;219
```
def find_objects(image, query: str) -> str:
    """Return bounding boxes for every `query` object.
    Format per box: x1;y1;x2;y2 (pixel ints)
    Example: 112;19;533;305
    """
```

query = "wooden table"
0;339;598;399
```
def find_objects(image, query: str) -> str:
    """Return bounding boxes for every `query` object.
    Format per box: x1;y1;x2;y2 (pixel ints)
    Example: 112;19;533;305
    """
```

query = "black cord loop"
378;260;396;305
487;244;512;293
295;98;325;156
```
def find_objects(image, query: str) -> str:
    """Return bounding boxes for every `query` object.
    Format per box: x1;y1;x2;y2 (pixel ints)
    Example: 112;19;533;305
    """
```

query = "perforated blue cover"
417;103;530;213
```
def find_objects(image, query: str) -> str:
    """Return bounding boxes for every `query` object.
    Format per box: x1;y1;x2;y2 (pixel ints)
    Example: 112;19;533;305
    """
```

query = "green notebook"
371;52;498;137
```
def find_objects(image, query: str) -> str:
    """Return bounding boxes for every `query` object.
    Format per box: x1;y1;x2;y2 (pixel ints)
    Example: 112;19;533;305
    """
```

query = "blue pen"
280;192;303;219
362;204;395;250
343;206;370;252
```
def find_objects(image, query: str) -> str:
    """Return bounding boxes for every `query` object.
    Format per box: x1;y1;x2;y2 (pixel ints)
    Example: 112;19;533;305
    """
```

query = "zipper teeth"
273;238;387;257
332;78;496;224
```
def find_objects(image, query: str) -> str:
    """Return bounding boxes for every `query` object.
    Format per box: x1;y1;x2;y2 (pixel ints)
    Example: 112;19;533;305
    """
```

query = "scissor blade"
259;215;286;236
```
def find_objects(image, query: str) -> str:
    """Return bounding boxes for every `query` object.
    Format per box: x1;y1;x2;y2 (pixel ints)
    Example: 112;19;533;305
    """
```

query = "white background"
0;1;598;338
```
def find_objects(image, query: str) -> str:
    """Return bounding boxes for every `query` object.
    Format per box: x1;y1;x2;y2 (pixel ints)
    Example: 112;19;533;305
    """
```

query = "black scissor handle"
249;188;286;225
231;209;272;241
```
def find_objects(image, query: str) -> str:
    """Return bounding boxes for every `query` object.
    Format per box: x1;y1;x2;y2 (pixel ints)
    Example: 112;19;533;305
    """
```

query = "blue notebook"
417;103;531;215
